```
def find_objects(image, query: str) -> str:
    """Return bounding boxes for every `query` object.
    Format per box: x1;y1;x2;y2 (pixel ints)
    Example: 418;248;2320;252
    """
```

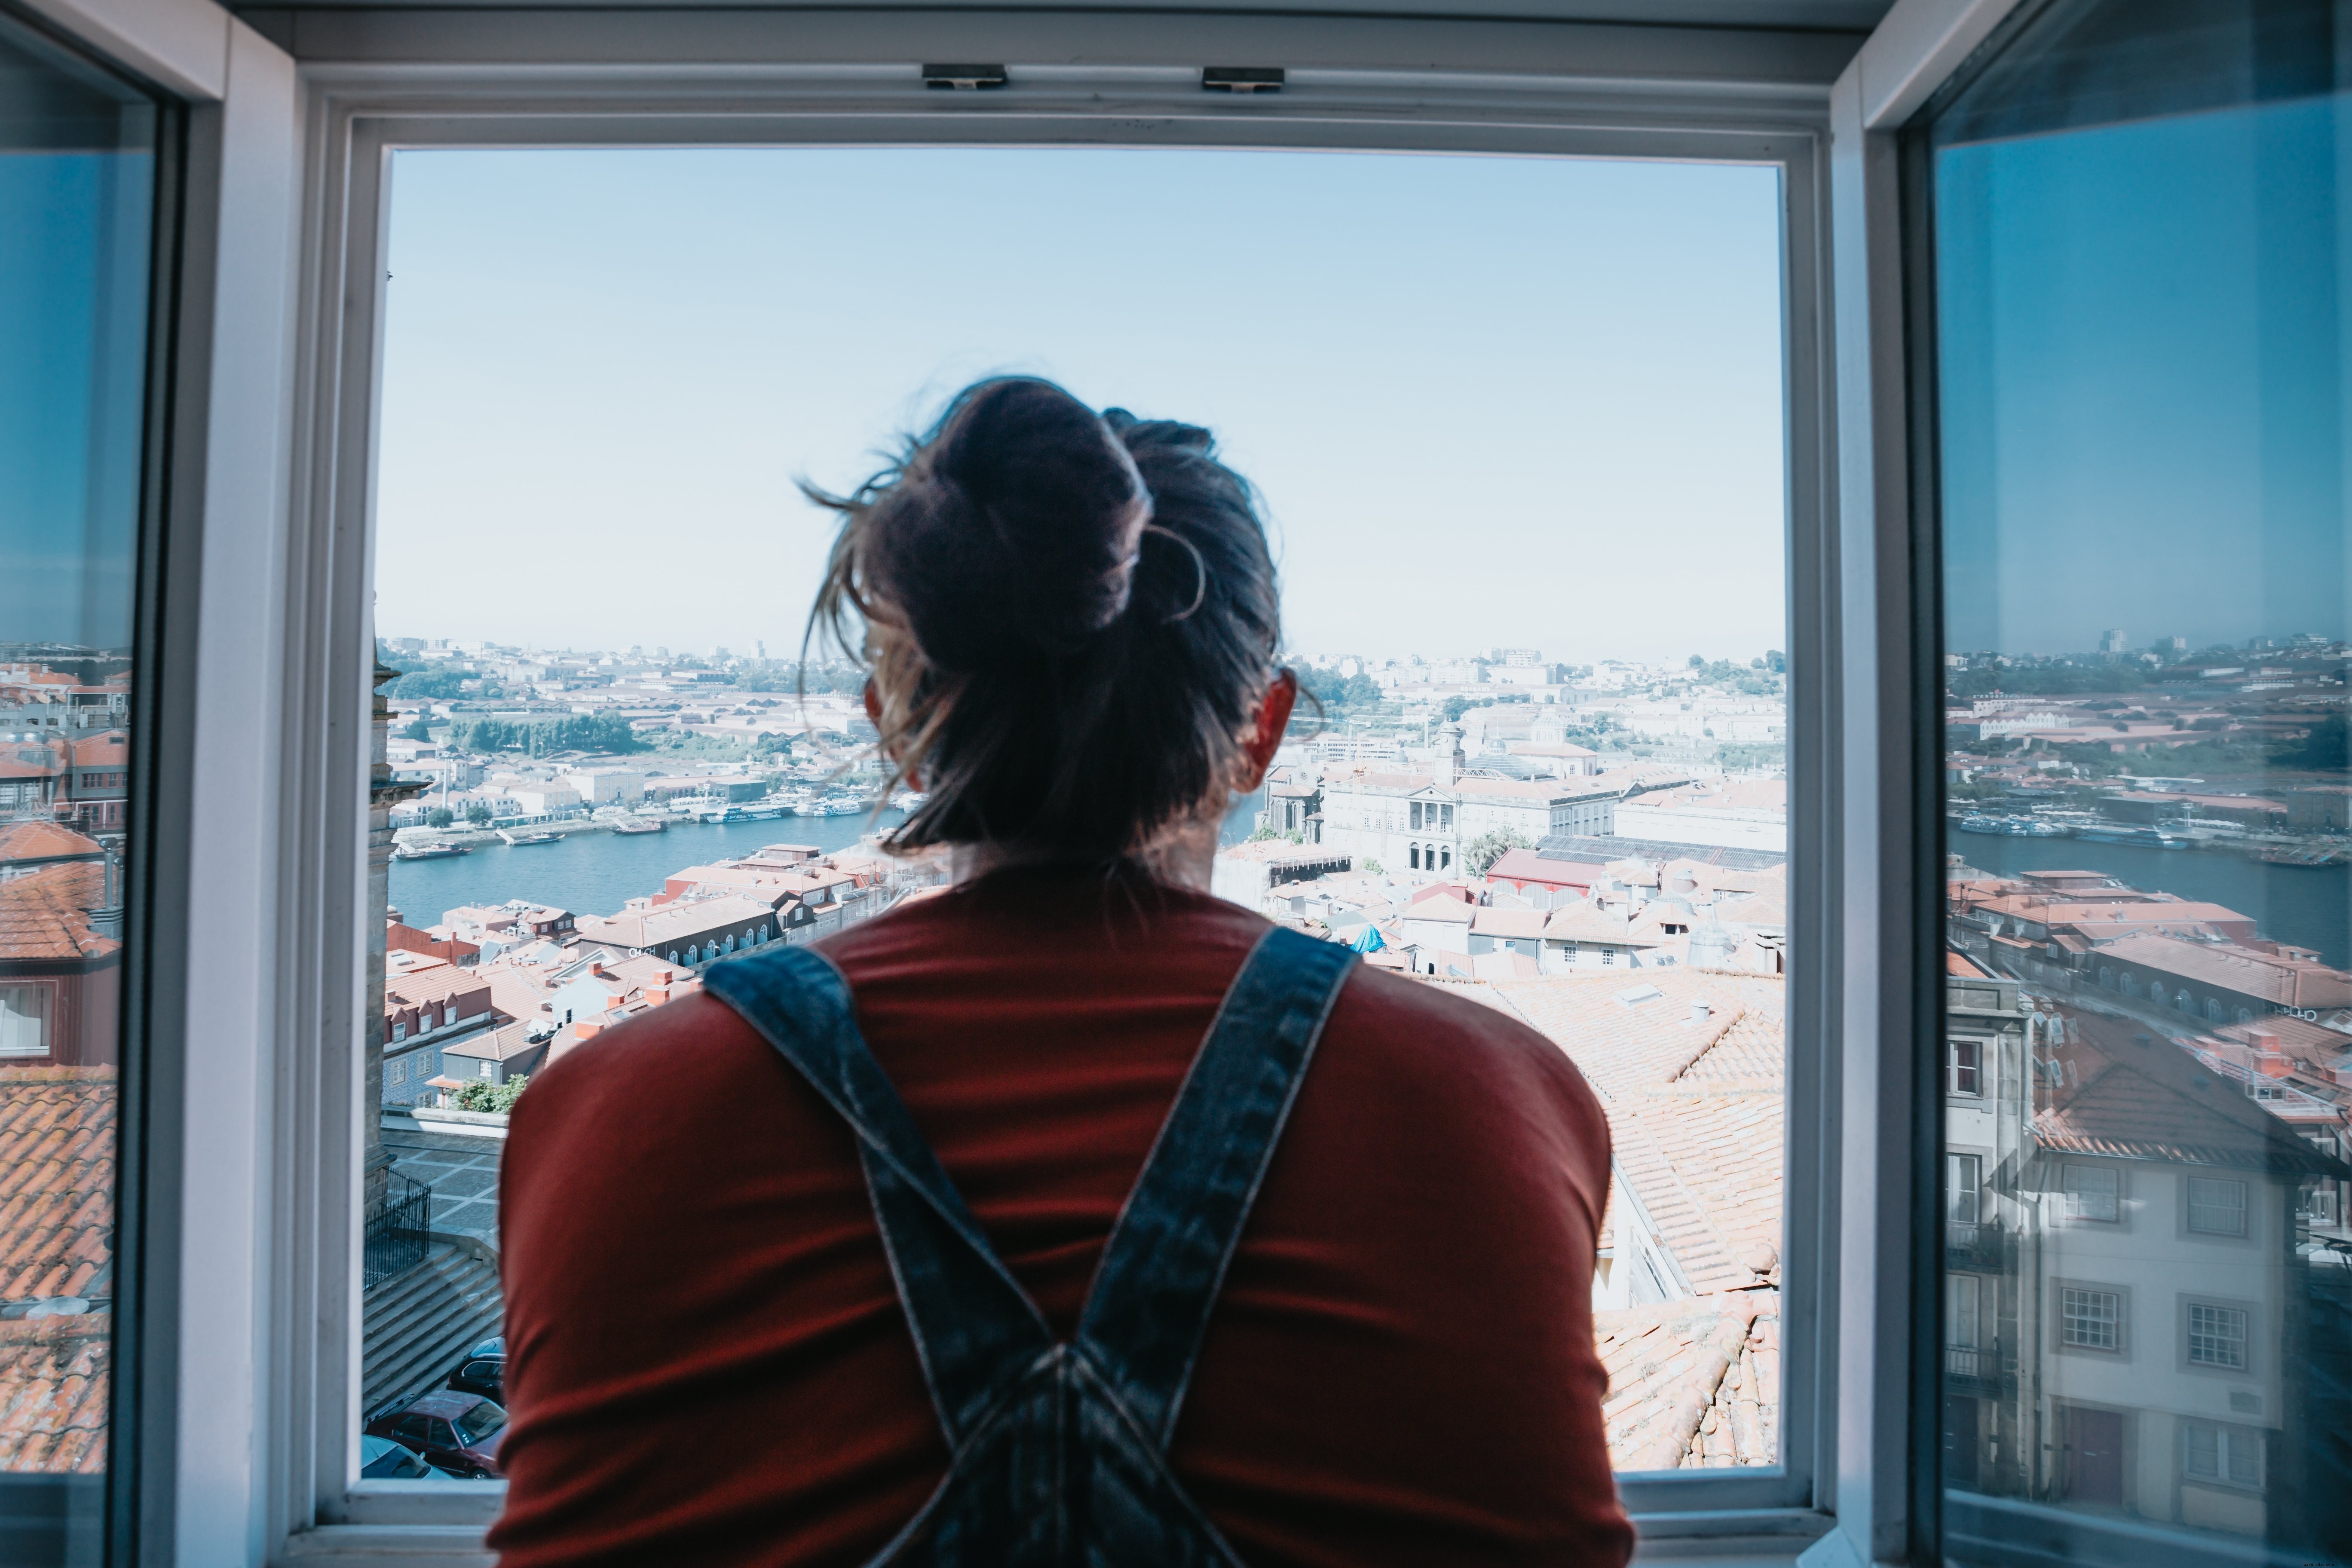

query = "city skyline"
373;146;1788;665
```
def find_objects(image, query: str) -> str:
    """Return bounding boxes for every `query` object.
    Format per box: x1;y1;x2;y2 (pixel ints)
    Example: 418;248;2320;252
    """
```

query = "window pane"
1929;0;2352;1555
0;10;157;1562
363;147;1793;1486
2187;1176;2248;1237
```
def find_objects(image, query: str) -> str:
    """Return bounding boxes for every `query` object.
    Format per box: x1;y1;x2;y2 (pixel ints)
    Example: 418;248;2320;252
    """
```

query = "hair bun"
870;379;1145;673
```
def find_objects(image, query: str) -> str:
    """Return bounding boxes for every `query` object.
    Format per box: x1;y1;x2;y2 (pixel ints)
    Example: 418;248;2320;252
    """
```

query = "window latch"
923;63;1008;90
1203;67;1284;93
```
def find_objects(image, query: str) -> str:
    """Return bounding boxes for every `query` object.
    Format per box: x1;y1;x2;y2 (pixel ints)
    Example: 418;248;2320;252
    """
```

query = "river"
389;794;1267;926
1953;830;2352;971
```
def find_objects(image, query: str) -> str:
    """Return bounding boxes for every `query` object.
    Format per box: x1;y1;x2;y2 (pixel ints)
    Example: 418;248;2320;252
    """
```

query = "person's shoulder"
1323;963;1611;1144
512;989;767;1136
1332;961;1558;1068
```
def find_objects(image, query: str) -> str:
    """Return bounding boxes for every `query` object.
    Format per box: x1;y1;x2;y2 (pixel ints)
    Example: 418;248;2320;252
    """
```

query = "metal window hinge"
1202;67;1284;93
922;63;1008;90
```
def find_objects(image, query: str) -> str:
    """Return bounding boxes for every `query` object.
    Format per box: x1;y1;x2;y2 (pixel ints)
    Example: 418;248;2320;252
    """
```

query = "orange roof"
1483;970;1786;1293
0;1063;119;1473
65;733;124;766
0;1067;115;1305
0;1312;110;1471
0;864;116;964
2035;1011;2344;1176
0;824;103;865
1596;1290;1778;1471
2098;932;2352;1009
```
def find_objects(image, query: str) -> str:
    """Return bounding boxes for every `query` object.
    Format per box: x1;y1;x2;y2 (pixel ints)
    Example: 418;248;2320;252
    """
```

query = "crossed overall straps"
703;925;1356;1463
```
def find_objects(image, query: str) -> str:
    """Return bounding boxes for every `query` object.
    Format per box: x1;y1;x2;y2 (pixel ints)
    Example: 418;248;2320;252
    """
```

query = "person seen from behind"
489;378;1634;1566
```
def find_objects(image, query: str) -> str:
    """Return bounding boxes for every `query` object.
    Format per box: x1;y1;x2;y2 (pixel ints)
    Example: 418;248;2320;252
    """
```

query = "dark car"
444;1334;504;1402
364;1391;508;1478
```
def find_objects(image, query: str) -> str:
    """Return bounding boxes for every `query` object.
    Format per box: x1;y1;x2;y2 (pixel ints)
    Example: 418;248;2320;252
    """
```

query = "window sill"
279;1525;494;1565
276;1506;1830;1565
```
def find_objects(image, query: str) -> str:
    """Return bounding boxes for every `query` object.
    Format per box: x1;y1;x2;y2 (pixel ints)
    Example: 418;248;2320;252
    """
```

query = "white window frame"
0;981;52;1058
13;0;2040;1562
2186;1174;2248;1237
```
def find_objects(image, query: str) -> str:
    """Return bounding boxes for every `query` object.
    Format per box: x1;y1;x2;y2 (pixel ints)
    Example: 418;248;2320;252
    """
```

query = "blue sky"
0;150;152;652
1937;95;2351;656
375;147;1788;666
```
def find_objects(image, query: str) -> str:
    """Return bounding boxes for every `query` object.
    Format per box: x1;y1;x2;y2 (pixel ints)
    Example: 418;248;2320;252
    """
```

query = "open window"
345;123;1818;1532
1918;0;2352;1558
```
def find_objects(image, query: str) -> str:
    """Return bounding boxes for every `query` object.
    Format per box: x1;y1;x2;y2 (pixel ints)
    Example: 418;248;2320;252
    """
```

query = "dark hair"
803;377;1282;860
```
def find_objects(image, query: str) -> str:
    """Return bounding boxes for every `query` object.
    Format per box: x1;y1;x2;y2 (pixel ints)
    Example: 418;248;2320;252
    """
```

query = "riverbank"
1951;829;2352;971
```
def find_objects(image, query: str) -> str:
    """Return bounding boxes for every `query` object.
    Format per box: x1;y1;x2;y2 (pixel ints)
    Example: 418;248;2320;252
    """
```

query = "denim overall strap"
703;944;1054;1449
1076;926;1356;1446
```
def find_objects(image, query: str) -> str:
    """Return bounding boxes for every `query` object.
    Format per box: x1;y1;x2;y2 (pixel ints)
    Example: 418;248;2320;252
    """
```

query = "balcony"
1945;1342;2014;1396
1944;1219;2005;1272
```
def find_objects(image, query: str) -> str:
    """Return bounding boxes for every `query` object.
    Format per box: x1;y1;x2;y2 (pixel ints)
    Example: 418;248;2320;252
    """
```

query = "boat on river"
609;816;665;835
1956;812;2071;838
393;842;470;861
698;802;786;824
498;829;563;847
2073;824;2189;849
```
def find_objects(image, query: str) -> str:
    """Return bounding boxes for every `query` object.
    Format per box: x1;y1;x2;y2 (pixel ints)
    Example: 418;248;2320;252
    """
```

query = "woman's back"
489;867;1631;1567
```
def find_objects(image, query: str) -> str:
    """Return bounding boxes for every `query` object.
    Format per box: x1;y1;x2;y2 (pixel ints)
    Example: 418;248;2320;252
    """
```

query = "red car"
364;1391;508;1478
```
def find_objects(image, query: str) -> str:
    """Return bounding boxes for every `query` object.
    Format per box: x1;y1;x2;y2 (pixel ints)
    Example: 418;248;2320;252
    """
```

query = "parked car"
444;1334;504;1402
363;1391;508;1478
359;1434;430;1480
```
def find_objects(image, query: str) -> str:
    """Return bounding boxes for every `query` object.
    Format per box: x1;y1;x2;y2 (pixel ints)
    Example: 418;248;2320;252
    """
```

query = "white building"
1318;726;1618;875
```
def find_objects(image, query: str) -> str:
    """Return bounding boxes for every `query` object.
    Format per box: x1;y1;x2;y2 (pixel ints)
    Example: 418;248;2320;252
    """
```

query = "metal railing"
363;1174;432;1289
1945;1219;2003;1269
1945;1342;2012;1393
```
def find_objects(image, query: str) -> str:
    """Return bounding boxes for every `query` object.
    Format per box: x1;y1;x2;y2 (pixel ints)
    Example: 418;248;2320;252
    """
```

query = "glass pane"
0;11;157;1564
1931;0;2352;1558
359;146;1790;1493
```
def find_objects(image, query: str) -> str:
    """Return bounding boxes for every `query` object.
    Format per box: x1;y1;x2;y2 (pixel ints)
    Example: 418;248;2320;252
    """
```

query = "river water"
388;795;1267;927
1952;830;2352;971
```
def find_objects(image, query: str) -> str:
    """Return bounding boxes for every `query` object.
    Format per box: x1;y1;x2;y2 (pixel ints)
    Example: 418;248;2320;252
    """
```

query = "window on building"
2062;1164;2119;1224
1949;1272;1980;1348
2187;1176;2248;1237
1947;1153;1981;1227
1948;1037;1983;1097
478;1061;494;1080
2184;1421;2263;1489
0;10;159;1553
2185;1302;2248;1370
2061;1287;2122;1352
0;985;52;1058
387;1058;406;1086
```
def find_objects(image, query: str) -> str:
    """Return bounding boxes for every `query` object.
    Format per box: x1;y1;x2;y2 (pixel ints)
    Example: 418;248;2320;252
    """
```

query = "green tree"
425;806;454;828
1462;828;1531;877
447;711;644;757
1360;858;1383;876
2282;714;2349;772
450;1074;528;1115
398;714;433;741
463;802;492;826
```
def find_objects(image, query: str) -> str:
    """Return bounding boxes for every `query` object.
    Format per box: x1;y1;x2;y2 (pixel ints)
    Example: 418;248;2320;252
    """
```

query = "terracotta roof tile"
0;1067;115;1473
1595;1290;1778;1470
0;824;104;865
0;1314;110;1472
0;864;116;964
